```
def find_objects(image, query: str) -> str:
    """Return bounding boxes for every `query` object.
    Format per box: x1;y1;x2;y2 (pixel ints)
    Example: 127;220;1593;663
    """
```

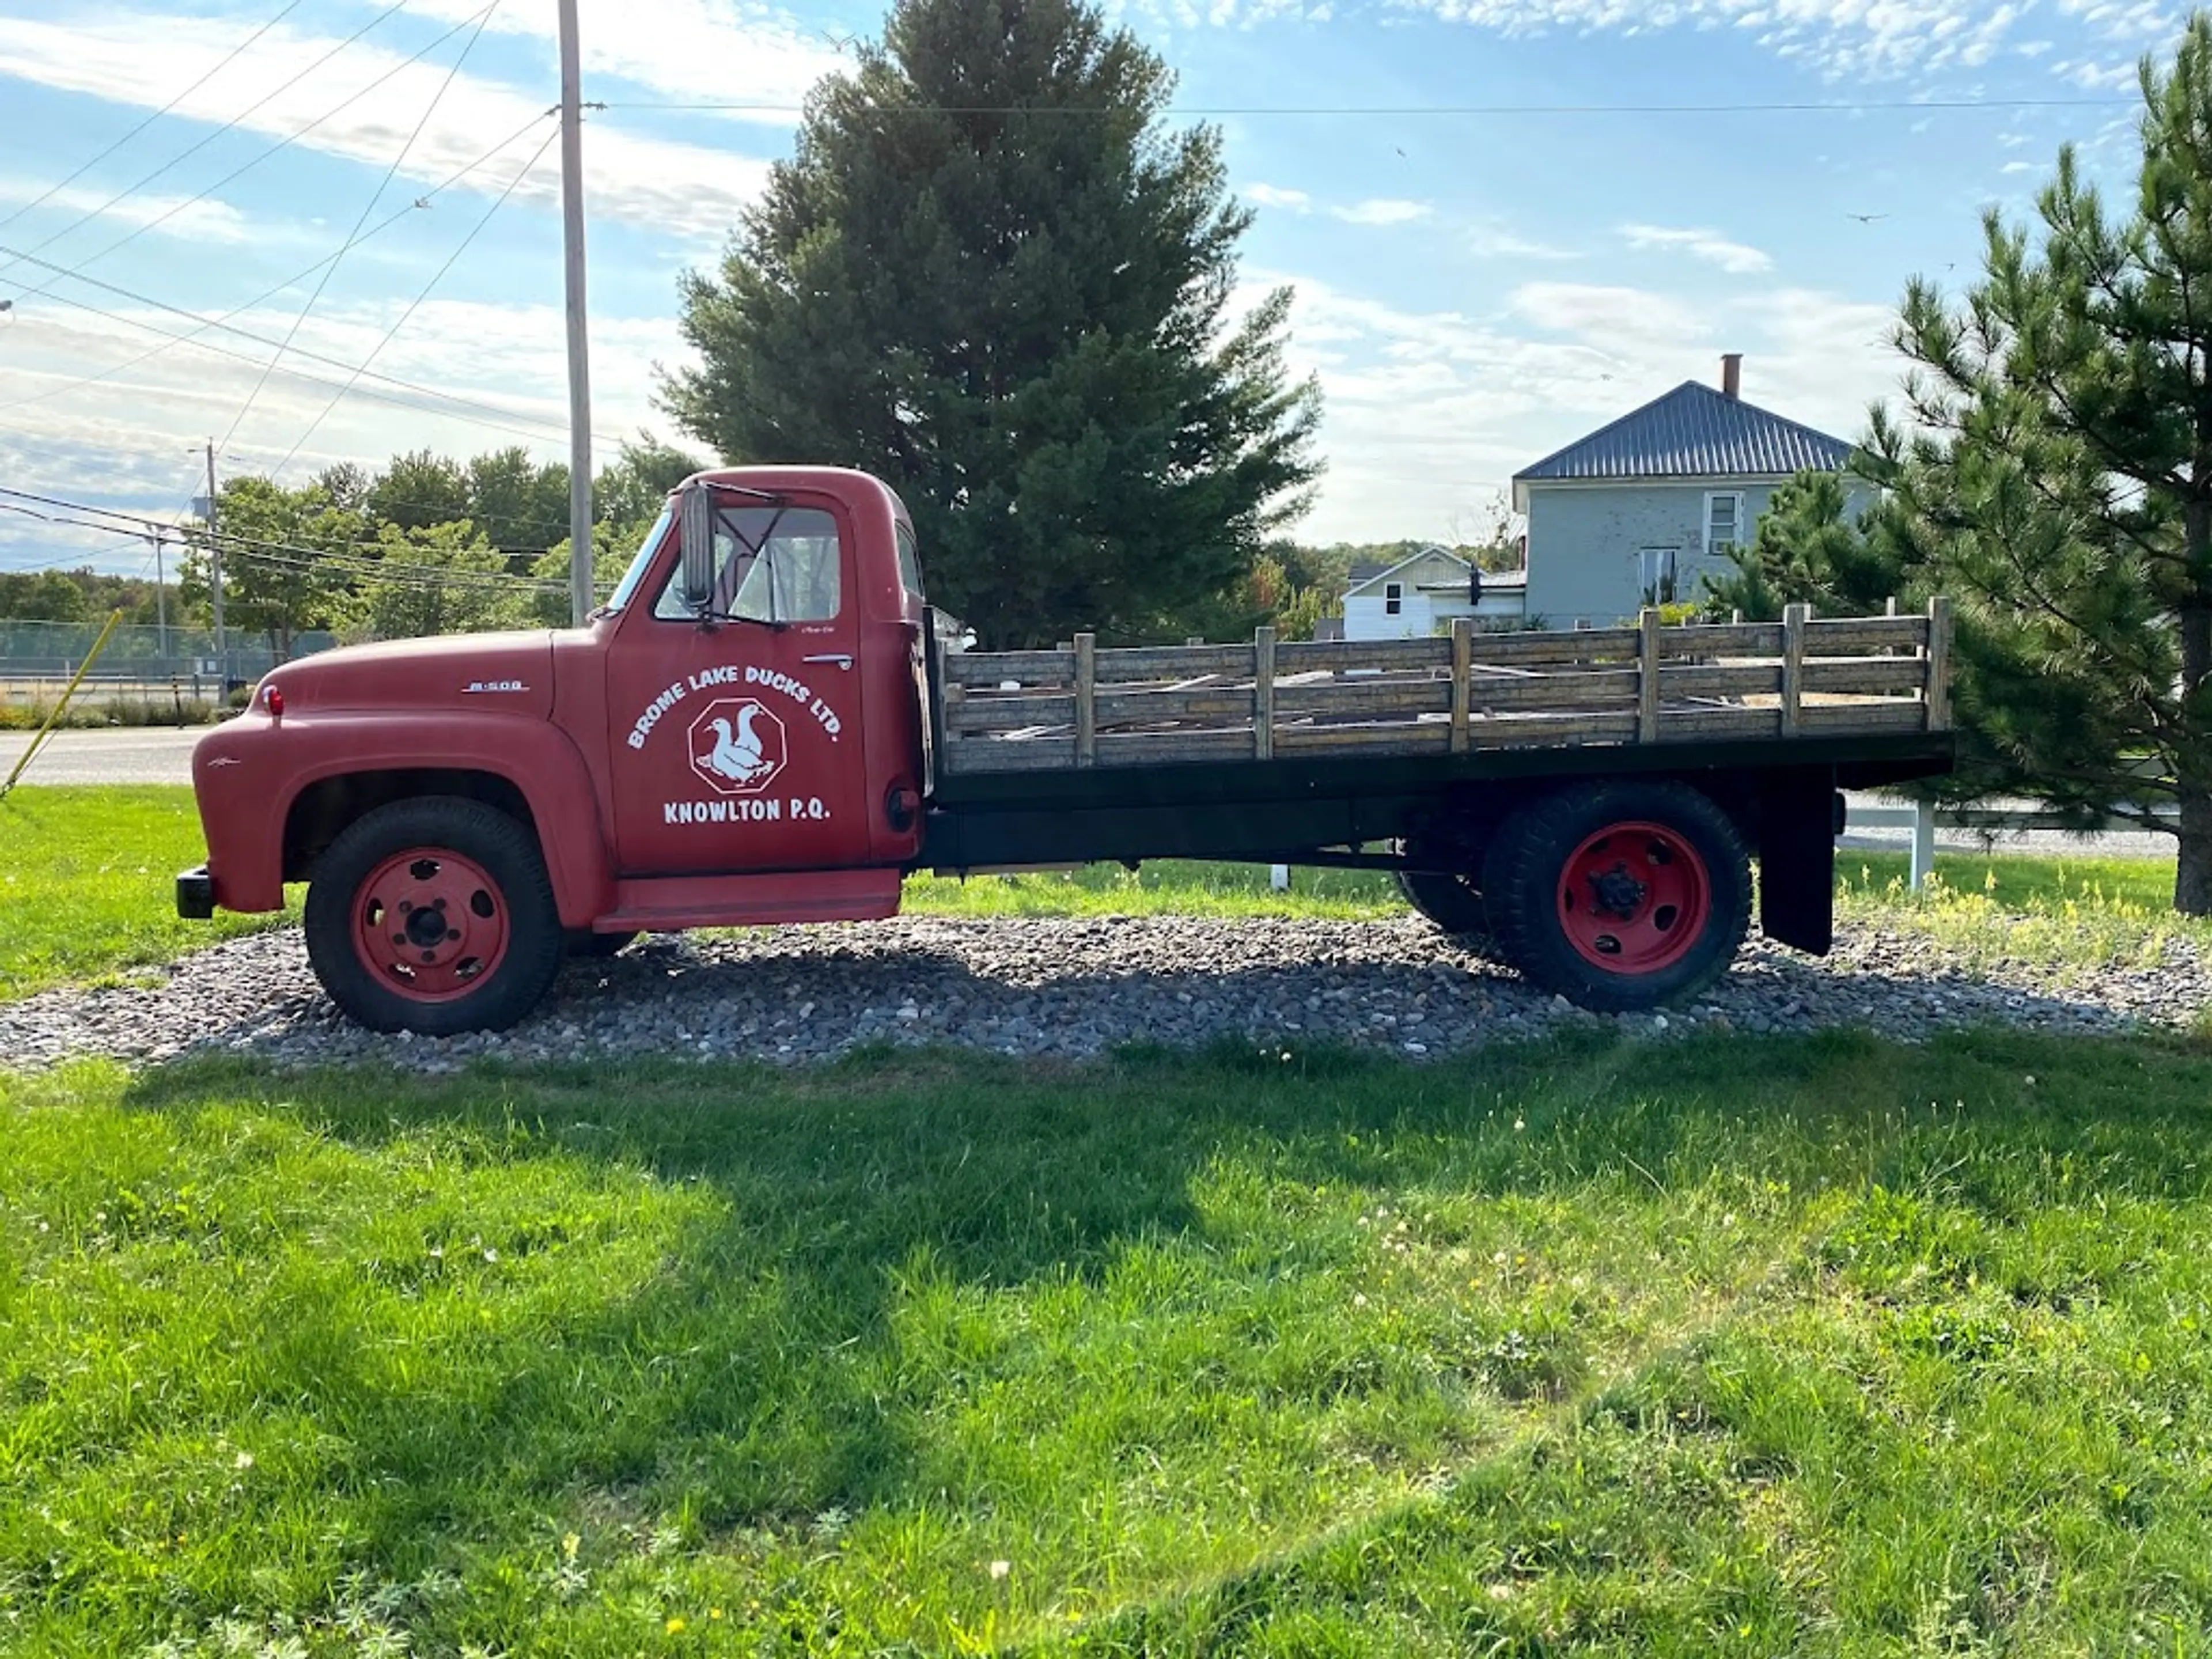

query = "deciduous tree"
183;477;361;661
356;520;519;640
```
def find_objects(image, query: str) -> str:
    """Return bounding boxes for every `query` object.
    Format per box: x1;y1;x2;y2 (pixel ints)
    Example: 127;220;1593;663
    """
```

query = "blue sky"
0;0;2176;577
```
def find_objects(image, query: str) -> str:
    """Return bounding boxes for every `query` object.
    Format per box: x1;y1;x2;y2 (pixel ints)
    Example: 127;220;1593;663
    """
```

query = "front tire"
304;796;565;1035
1480;782;1750;1013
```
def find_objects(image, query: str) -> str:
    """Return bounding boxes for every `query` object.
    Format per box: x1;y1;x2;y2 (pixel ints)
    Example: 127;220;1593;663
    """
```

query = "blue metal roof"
1513;380;1854;489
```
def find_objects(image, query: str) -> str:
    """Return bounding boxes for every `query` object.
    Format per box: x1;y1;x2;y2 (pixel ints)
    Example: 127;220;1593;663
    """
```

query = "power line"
0;0;418;289
222;0;503;455
0;490;571;591
0;113;555;421
0;0;311;240
6;5;498;312
276;119;555;478
228;544;569;592
0;485;575;582
600;94;2142;116
0;240;622;446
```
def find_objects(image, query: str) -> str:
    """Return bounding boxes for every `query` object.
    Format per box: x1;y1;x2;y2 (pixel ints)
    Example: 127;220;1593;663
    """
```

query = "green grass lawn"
5;1030;2211;1654
1836;852;2212;977
0;786;294;1000
1841;849;2181;914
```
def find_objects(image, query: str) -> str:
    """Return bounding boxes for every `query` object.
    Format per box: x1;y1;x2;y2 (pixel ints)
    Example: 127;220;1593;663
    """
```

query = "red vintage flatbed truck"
178;464;1956;1036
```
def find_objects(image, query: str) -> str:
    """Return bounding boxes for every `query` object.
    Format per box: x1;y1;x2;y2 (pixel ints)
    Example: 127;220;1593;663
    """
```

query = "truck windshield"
600;502;677;615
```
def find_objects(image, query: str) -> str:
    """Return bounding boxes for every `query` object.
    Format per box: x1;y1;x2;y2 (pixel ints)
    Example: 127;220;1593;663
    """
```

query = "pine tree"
661;0;1321;649
1698;471;1906;624
1863;12;2212;914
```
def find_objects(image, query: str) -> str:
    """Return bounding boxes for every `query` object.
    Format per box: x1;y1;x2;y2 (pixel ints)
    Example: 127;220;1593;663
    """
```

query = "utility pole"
206;439;225;690
153;528;168;659
558;0;594;625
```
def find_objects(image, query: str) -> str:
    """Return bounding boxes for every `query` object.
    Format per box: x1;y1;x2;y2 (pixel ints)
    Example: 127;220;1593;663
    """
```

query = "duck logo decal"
687;698;787;795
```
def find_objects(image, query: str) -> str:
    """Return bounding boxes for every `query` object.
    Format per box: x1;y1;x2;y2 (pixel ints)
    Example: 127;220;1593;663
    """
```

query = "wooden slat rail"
934;599;1955;772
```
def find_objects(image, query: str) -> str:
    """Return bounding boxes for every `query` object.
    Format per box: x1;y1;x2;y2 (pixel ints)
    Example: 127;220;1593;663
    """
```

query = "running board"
597;868;902;931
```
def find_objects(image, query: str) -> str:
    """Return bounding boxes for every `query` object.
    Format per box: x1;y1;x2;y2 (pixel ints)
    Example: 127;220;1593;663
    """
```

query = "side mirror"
678;485;716;612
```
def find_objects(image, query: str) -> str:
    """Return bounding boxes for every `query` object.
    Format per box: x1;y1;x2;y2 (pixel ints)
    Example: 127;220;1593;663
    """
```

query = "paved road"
1835;794;2173;861
2;725;205;786
0;728;2177;863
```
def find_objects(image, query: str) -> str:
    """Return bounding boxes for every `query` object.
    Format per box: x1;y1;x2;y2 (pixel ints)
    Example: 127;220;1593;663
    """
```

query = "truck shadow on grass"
82;1023;2212;1654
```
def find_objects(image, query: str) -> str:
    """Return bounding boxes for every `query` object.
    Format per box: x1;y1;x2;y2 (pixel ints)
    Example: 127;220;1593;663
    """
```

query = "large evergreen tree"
661;0;1322;648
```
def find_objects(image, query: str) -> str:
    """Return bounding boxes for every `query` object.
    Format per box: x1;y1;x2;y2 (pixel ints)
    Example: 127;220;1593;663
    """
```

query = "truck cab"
180;467;941;1034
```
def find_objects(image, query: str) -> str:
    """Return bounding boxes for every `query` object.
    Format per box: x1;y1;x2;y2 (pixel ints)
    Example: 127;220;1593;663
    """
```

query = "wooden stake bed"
934;600;1954;777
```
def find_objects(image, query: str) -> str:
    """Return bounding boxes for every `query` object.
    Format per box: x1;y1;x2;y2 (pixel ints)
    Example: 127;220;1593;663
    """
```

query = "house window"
1638;548;1677;607
1705;491;1744;556
1384;581;1403;616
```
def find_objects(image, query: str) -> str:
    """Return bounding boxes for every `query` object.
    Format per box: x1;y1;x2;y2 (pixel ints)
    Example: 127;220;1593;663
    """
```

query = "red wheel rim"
349;846;510;1003
1556;820;1711;975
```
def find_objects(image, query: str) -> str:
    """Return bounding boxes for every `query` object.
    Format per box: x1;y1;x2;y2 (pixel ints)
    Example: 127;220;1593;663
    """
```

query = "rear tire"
1393;867;1507;964
1480;781;1750;1012
304;796;565;1035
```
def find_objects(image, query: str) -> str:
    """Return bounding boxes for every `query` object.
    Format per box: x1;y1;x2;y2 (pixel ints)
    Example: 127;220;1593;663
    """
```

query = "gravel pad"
3;915;2207;1074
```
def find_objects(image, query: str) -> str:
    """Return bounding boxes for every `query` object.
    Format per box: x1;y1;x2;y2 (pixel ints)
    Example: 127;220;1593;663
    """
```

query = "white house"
1340;545;1527;642
1510;353;1870;627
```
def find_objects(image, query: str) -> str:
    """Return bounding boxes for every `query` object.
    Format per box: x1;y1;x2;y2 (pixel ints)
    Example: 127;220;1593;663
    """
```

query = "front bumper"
177;865;215;919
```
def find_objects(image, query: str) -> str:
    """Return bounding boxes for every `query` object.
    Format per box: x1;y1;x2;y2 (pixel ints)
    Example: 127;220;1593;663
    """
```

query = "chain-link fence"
0;620;339;697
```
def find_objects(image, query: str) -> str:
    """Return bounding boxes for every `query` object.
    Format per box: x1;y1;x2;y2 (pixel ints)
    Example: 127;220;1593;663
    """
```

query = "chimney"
1721;353;1743;399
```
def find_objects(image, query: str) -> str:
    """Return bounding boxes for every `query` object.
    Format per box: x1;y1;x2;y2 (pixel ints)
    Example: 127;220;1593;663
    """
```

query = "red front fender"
192;711;616;927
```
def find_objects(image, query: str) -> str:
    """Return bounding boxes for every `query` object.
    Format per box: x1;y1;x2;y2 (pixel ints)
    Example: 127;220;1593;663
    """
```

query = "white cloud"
0;293;690;555
1619;223;1774;275
0;181;259;246
0;14;776;236
1240;190;1435;226
1328;198;1432;226
393;0;846;123
1154;0;2161;83
2061;58;2145;89
1343;0;2037;82
2058;0;2182;46
2000;160;2040;173
1222;267;1902;546
1509;282;1711;346
1465;218;1580;260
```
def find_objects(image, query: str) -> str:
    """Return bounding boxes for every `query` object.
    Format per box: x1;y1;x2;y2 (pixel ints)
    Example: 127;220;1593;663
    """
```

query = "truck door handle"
803;653;853;669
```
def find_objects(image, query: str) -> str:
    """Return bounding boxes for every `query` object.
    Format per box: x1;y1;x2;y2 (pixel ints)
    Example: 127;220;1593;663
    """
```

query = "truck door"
604;497;872;876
